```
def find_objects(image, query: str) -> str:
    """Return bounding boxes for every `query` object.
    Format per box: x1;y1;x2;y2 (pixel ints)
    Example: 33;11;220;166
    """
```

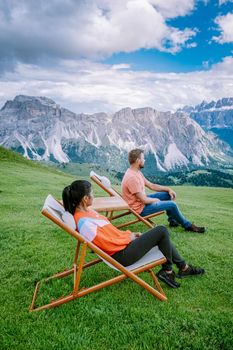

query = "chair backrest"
42;194;76;230
90;171;120;197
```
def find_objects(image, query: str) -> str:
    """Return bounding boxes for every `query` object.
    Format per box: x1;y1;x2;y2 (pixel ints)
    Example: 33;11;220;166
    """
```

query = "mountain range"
0;95;232;174
178;98;233;149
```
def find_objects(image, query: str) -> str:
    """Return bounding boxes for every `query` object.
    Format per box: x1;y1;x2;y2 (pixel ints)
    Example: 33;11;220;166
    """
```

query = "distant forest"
114;169;233;188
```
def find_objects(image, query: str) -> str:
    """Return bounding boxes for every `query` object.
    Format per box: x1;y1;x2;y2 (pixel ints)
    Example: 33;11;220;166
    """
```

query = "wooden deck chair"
90;171;165;229
29;194;167;312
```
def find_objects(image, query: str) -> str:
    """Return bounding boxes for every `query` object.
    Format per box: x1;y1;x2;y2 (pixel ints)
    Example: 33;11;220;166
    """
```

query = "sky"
0;0;232;114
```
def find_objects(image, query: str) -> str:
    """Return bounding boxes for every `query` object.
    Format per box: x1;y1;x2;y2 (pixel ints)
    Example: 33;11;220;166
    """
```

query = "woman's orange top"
74;210;131;255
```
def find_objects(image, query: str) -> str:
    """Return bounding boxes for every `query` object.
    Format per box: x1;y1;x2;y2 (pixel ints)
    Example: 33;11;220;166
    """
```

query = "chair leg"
116;217;153;229
110;211;131;220
29;243;102;312
148;269;165;296
73;241;81;264
73;243;87;293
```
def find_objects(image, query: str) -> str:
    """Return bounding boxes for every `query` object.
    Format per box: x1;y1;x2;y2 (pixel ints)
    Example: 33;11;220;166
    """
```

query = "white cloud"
219;0;233;5
0;0;197;72
0;56;232;114
111;64;131;70
148;0;195;19
186;42;197;48
213;12;233;43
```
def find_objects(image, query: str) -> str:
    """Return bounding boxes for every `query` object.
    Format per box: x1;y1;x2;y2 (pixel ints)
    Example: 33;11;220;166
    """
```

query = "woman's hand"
130;232;141;241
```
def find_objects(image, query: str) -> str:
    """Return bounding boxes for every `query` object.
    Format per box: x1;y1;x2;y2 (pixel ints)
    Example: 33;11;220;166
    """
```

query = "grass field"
0;148;233;350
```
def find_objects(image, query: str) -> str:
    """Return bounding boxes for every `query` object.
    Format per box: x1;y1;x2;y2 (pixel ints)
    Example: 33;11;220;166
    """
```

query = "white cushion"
43;194;76;230
100;176;111;188
62;211;76;230
102;246;165;271
90;171;111;188
43;194;64;221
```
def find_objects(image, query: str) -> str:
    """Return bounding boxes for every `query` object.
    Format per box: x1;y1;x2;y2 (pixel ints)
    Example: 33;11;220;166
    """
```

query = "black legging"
112;225;186;271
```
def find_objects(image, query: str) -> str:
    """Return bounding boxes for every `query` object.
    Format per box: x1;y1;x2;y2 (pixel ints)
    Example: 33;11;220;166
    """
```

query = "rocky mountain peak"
1;95;57;112
16;95;55;104
190;97;233;113
177;97;233;149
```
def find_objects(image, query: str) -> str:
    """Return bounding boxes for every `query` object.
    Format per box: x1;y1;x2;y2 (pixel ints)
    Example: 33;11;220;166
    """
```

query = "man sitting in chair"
121;149;205;233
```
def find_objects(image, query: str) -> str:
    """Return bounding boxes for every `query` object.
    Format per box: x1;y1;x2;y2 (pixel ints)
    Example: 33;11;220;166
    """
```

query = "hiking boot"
177;265;205;279
169;220;180;228
156;269;181;288
185;224;205;233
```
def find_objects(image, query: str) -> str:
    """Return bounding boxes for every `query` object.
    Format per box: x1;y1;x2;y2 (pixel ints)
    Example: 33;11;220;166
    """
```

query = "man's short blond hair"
128;149;144;165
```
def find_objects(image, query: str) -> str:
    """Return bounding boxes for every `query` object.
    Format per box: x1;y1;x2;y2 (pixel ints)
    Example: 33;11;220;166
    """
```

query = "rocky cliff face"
178;98;233;149
0;95;232;173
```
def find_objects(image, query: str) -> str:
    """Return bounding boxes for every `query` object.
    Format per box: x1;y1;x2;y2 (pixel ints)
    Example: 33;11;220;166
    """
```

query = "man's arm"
144;178;177;200
135;191;160;204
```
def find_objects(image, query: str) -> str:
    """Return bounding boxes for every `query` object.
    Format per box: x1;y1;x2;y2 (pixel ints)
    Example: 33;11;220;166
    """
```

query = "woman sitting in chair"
62;180;204;289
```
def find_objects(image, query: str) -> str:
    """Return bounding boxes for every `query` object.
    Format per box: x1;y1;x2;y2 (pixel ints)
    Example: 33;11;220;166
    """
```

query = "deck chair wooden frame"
90;171;165;229
29;195;167;312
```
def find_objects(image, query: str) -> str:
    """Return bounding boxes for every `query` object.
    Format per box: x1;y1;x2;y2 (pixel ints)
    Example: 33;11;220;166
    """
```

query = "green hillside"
0;147;233;350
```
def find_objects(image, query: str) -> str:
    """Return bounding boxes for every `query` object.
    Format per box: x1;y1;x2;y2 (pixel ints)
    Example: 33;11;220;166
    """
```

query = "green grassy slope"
0;147;233;350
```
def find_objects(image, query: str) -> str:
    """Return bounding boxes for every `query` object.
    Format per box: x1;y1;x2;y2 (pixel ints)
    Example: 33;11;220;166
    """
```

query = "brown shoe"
185;224;205;233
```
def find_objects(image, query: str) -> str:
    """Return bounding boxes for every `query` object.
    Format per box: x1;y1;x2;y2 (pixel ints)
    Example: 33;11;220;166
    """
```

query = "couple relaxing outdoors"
62;149;205;289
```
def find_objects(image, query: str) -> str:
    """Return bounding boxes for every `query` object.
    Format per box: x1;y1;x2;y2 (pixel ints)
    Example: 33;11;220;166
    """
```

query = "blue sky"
105;0;233;72
0;0;232;113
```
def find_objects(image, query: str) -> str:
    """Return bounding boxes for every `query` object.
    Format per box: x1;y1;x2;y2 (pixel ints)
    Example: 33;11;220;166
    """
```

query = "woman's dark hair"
62;180;92;215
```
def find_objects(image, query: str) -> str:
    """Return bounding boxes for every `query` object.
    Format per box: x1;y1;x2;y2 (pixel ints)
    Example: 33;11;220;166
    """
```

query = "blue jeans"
140;192;191;229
